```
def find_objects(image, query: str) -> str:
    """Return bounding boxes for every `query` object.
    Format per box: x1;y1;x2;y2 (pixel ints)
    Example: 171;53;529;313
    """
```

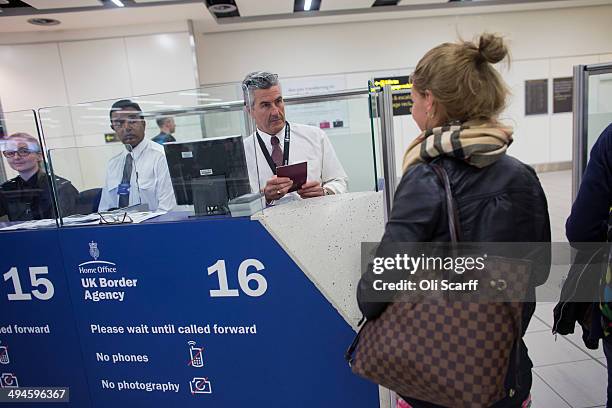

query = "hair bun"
478;33;508;64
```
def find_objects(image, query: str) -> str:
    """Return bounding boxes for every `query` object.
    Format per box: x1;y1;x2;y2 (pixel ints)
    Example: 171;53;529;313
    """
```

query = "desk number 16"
207;259;267;297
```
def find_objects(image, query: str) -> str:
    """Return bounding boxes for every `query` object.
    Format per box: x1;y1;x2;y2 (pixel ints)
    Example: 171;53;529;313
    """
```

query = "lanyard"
255;122;290;175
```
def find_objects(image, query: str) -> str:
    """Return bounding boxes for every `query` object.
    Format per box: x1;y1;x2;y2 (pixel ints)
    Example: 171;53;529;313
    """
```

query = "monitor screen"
164;135;251;215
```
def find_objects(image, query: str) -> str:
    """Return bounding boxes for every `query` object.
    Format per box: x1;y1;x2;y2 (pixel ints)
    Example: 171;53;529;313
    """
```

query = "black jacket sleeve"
356;164;444;320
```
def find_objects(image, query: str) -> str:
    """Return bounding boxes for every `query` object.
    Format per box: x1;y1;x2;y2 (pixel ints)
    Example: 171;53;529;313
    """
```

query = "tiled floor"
529;170;607;408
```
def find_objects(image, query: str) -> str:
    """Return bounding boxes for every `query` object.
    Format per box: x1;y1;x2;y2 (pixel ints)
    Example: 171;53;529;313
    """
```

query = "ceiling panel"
22;0;102;9
234;0;293;17
320;0;374;11
0;0;31;9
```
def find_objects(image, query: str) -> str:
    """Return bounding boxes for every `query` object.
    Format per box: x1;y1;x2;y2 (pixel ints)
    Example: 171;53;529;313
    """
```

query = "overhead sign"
372;76;412;116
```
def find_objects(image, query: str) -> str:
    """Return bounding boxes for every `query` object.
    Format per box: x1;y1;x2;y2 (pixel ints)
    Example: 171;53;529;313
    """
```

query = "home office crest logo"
78;241;117;274
89;241;99;261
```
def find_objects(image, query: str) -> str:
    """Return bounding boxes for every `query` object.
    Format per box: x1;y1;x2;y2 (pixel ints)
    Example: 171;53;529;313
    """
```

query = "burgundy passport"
276;161;307;193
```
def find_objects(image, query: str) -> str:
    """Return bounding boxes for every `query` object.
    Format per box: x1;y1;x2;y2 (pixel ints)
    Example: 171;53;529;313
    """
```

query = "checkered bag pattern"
351;300;521;407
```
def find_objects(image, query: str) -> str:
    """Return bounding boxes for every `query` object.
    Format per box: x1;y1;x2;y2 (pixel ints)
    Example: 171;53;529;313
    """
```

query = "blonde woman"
357;34;550;408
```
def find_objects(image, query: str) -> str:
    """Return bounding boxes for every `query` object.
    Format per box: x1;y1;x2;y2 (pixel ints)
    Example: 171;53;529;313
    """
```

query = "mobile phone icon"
188;341;204;368
0;346;9;365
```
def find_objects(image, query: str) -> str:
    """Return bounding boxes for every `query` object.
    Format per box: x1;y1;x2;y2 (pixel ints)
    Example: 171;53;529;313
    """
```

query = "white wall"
0;28;199;189
197;5;612;82
195;5;612;169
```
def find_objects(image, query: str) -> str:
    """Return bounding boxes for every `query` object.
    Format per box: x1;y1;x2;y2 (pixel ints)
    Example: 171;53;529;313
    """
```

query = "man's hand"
264;176;293;203
298;181;327;199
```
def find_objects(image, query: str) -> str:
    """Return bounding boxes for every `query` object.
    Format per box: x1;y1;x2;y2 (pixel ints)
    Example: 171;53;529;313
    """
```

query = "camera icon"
0;373;18;388
189;377;211;394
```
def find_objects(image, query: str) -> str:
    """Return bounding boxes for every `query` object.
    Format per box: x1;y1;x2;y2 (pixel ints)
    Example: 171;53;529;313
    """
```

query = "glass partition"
39;85;248;151
34;82;380;225
0;109;60;230
573;63;612;197
39;86;265;224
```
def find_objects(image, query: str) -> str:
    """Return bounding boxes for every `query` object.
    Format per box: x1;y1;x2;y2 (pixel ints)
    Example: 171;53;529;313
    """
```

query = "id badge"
117;183;130;195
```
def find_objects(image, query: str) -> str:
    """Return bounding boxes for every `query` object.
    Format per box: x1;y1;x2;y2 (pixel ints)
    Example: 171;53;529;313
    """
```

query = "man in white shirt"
98;99;176;212
242;71;348;204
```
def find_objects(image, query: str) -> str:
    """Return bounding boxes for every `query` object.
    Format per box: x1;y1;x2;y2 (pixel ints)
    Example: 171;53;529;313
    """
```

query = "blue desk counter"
0;214;379;407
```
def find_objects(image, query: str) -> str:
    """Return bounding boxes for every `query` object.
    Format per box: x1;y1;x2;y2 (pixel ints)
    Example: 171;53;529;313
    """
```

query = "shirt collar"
125;138;149;160
257;123;287;149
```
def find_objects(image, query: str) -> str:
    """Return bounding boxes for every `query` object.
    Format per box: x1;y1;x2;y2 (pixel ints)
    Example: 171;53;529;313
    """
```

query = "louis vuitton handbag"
345;163;531;408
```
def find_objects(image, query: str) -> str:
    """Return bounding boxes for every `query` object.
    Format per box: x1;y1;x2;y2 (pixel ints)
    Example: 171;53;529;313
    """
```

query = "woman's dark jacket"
357;155;551;408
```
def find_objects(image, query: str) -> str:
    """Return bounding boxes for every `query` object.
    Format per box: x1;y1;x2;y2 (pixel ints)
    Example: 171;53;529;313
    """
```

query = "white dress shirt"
98;139;176;212
243;122;348;202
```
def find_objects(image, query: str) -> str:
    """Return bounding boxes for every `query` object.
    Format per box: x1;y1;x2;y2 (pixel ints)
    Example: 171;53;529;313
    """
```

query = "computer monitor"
164;135;251;216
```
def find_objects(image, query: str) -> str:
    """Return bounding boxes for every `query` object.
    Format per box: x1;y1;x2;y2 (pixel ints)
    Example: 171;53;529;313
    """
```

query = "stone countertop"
253;191;384;329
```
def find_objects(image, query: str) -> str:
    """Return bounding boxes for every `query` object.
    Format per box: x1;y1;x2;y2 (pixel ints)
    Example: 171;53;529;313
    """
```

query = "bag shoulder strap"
344;316;367;366
430;163;462;243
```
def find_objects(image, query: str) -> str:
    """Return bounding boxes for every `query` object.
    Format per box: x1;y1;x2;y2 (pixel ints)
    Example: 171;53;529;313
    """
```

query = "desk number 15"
207;259;267;297
3;267;55;301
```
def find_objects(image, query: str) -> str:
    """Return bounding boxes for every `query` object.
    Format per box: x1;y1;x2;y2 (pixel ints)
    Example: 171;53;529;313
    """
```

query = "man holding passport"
242;71;348;204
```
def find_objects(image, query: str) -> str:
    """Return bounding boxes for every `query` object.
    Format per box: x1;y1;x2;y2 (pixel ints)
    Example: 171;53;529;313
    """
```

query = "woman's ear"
423;90;435;114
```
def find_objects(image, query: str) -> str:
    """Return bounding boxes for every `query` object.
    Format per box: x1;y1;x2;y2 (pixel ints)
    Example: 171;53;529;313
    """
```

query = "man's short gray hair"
242;71;280;106
156;116;172;128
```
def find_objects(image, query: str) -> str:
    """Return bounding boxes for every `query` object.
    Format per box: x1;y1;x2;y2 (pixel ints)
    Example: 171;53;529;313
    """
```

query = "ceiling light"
27;18;61;26
110;0;125;7
208;4;237;13
293;0;320;13
0;0;9;4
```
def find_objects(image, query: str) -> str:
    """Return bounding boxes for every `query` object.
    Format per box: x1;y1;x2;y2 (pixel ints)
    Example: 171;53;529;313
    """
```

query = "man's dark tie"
270;136;283;167
118;153;133;208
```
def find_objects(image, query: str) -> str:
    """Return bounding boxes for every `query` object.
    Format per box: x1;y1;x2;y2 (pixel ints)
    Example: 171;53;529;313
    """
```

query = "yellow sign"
371;77;412;92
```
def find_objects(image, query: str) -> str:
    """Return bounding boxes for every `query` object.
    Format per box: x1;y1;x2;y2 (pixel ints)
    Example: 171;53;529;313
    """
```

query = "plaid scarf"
402;123;514;172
